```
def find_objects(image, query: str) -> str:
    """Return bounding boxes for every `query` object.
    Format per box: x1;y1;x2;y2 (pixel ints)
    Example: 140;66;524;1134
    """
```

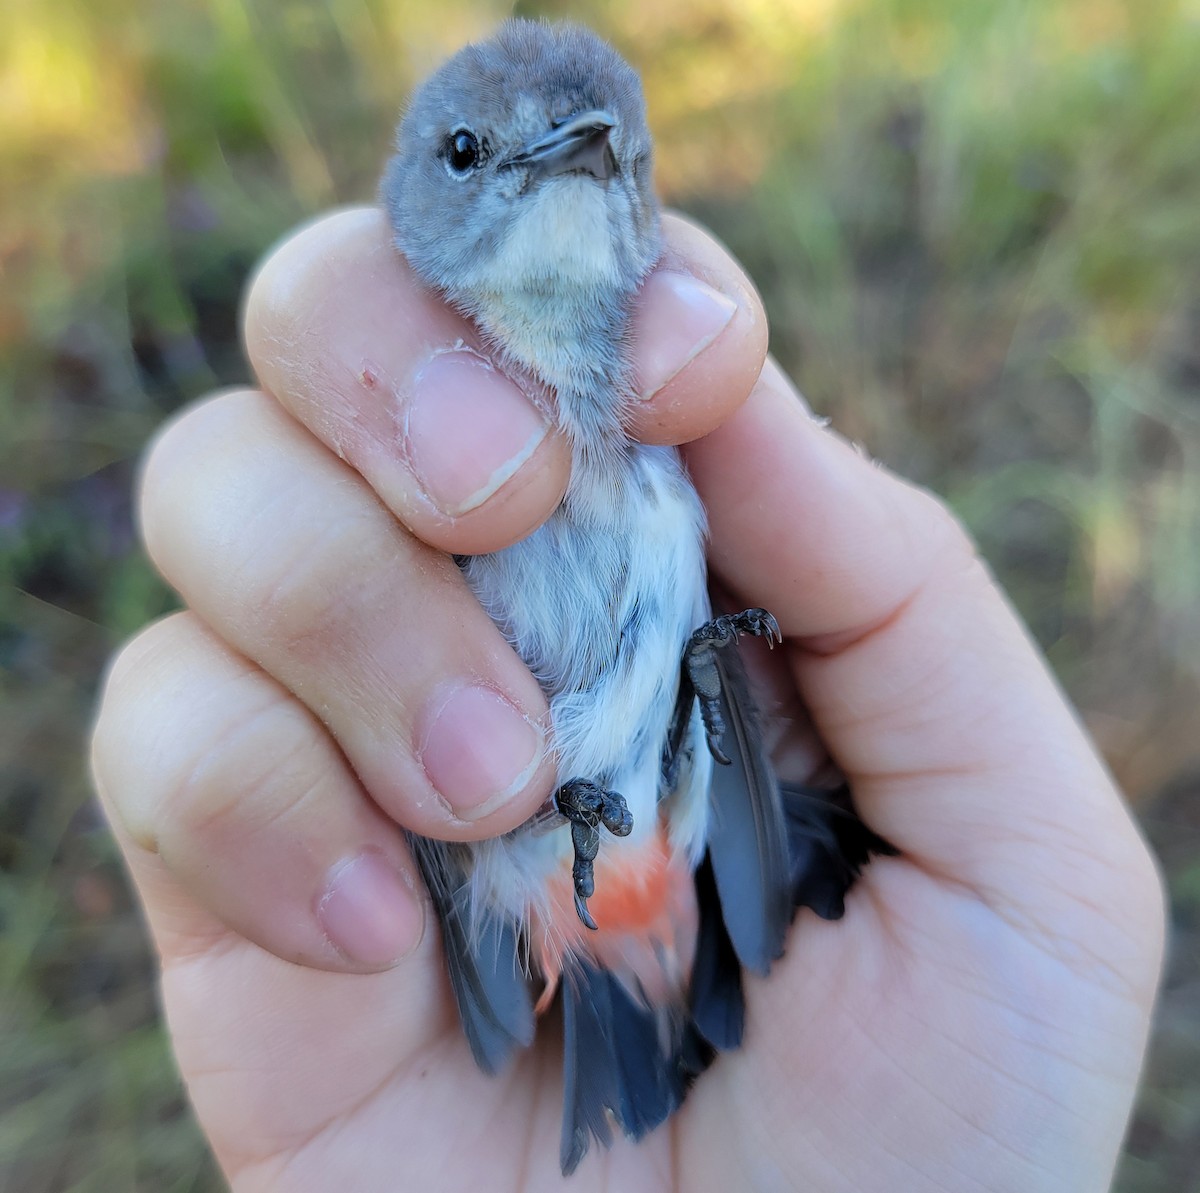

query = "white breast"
461;444;713;917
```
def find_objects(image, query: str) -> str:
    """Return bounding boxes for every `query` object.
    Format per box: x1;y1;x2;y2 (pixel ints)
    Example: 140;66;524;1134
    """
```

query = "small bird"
381;19;890;1175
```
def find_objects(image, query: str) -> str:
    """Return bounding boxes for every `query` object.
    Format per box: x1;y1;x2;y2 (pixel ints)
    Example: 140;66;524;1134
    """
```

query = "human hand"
91;207;1163;1192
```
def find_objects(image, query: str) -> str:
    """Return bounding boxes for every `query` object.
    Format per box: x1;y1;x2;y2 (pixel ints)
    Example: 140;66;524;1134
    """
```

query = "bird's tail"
558;778;895;1173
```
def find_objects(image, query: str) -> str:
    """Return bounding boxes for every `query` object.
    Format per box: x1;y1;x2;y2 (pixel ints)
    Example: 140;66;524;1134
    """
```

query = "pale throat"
464;179;641;452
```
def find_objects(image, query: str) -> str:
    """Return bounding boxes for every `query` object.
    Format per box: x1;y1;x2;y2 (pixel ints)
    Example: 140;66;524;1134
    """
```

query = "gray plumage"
381;19;889;1175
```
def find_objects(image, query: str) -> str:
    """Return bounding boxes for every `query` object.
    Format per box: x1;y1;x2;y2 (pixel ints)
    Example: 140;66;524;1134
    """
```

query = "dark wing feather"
781;781;898;921
557;630;897;1175
692;643;895;985
703;647;792;975
687;852;745;1051
408;834;534;1075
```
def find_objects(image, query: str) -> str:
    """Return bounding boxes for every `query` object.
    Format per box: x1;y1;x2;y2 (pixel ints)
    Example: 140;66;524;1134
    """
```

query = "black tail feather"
781;780;898;922
560;961;694;1174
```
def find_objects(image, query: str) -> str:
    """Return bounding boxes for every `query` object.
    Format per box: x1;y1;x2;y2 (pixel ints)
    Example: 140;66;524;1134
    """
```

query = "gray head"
381;21;661;347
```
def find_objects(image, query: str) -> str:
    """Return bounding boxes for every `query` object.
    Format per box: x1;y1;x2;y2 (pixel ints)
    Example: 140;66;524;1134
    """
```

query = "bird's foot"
683;608;782;765
554;778;633;931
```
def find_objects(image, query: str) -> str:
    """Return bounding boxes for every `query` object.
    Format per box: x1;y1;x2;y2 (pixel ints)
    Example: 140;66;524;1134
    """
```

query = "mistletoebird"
381;19;890;1175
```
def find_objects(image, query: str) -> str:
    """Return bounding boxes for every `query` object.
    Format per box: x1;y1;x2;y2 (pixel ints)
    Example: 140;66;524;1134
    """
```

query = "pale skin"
91;207;1165;1192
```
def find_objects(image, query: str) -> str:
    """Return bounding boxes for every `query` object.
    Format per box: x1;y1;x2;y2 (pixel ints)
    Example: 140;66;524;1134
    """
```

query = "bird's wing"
702;645;794;975
407;835;535;1074
689;639;896;982
780;779;898;920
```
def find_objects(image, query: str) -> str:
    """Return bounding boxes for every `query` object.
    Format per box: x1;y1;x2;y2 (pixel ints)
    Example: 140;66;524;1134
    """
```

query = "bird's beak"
508;110;618;181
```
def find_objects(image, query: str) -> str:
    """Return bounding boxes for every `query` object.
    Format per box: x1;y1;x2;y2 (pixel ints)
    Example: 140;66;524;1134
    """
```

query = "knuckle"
91;612;208;851
95;613;186;714
138;390;262;527
909;484;978;565
91;602;351;873
160;693;328;853
140;384;406;672
900;483;992;597
235;501;385;665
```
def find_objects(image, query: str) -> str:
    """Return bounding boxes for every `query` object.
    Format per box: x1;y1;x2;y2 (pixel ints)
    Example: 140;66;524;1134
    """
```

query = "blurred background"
1;0;1198;1187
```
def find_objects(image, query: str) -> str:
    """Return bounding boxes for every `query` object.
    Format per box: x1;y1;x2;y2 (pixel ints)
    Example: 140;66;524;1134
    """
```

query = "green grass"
2;0;1198;1187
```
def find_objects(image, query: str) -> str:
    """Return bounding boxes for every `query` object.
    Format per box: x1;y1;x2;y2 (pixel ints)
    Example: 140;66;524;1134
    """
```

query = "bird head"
382;21;661;323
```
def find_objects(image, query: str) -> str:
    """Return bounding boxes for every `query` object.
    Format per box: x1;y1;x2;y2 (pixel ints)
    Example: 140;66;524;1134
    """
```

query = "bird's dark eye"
445;129;480;176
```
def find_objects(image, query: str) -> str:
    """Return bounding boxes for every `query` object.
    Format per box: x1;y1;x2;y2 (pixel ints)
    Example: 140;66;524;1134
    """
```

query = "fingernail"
404;351;548;515
420;685;544;820
635;271;738;400
318;850;423;968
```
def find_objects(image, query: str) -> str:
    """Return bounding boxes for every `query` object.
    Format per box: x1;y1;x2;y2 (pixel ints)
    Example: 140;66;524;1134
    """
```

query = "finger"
139;389;555;839
91;619;464;1169
243;208;766;556
684;360;1162;968
91;612;424;972
627;212;768;445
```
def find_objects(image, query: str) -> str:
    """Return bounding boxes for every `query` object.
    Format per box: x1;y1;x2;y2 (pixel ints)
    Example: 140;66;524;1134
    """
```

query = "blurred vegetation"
1;0;1198;1188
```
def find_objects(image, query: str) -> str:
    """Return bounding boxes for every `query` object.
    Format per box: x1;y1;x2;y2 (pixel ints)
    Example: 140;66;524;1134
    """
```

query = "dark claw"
574;891;598;931
707;731;731;767
600;792;633;837
728;608;781;647
757;610;783;646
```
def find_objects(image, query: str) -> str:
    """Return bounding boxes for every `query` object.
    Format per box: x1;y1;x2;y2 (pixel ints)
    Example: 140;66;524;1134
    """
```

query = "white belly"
460;444;712;916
